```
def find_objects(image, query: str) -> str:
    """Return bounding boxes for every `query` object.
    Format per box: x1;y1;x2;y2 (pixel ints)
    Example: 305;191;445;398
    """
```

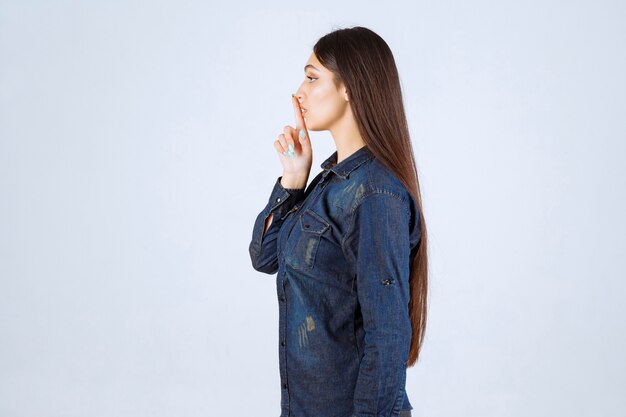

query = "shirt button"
279;296;285;302
282;383;287;389
277;197;281;202
281;340;285;346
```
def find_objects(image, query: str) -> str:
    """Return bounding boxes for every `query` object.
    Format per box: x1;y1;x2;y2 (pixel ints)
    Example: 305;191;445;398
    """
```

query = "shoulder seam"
349;189;410;219
340;189;411;259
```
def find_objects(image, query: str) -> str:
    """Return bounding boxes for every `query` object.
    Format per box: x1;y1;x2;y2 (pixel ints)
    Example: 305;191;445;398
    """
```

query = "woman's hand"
274;94;312;187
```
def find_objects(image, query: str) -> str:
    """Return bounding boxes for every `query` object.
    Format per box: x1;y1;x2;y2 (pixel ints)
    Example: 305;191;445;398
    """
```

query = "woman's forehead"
304;53;324;72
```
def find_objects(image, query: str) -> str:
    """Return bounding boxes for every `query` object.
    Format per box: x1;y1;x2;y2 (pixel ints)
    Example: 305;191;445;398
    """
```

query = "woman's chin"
305;118;322;131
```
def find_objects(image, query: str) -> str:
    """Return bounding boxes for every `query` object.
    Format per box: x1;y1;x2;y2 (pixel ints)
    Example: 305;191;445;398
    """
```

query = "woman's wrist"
281;173;308;189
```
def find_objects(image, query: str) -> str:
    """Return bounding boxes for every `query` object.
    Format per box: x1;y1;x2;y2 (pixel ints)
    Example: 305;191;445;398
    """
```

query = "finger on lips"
292;93;308;141
275;94;303;159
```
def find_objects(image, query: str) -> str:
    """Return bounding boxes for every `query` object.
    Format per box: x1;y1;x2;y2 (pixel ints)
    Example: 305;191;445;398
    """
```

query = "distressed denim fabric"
249;145;421;417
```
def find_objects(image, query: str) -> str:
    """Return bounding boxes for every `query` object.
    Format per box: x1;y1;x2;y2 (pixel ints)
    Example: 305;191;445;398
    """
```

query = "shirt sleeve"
343;191;412;417
248;176;306;274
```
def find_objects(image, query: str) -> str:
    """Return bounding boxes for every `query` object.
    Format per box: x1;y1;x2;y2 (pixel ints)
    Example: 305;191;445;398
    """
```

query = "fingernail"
288;144;294;152
299;129;306;139
292;93;295;98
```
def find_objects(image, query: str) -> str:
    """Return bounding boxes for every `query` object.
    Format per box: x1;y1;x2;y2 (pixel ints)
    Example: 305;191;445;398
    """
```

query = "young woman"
249;26;428;417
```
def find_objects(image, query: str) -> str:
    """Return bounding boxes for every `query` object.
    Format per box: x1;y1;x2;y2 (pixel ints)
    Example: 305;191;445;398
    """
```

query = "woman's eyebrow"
304;64;319;72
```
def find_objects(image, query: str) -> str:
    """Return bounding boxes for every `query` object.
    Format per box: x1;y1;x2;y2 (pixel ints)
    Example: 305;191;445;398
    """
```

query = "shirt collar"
320;145;375;179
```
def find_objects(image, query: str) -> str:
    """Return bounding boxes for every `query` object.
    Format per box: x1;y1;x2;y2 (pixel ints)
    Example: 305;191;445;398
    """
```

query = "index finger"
291;93;308;134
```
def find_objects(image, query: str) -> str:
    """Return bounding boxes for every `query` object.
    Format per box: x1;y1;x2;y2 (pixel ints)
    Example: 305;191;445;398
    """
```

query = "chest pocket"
285;208;330;271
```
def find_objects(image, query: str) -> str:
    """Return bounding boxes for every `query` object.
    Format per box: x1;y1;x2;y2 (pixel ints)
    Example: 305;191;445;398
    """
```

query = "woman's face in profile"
296;52;349;132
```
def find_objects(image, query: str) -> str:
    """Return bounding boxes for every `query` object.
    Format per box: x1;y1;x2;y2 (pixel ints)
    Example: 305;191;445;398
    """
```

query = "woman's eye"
306;76;317;82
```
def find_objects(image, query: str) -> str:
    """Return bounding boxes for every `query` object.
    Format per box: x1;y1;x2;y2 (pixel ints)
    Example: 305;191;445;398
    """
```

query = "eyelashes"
306;76;317;82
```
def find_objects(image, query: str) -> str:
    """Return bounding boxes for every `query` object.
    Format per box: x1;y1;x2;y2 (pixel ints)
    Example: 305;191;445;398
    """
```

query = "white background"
1;1;624;416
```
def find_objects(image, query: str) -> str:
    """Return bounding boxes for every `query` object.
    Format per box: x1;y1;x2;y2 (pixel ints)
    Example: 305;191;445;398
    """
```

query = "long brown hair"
313;26;429;367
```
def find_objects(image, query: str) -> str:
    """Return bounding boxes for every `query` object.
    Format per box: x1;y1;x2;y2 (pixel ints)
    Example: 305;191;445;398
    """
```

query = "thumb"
298;128;308;143
298;128;311;154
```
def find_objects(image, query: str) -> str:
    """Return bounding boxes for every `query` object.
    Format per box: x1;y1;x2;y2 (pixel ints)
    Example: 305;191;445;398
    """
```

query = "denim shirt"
249;145;421;417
